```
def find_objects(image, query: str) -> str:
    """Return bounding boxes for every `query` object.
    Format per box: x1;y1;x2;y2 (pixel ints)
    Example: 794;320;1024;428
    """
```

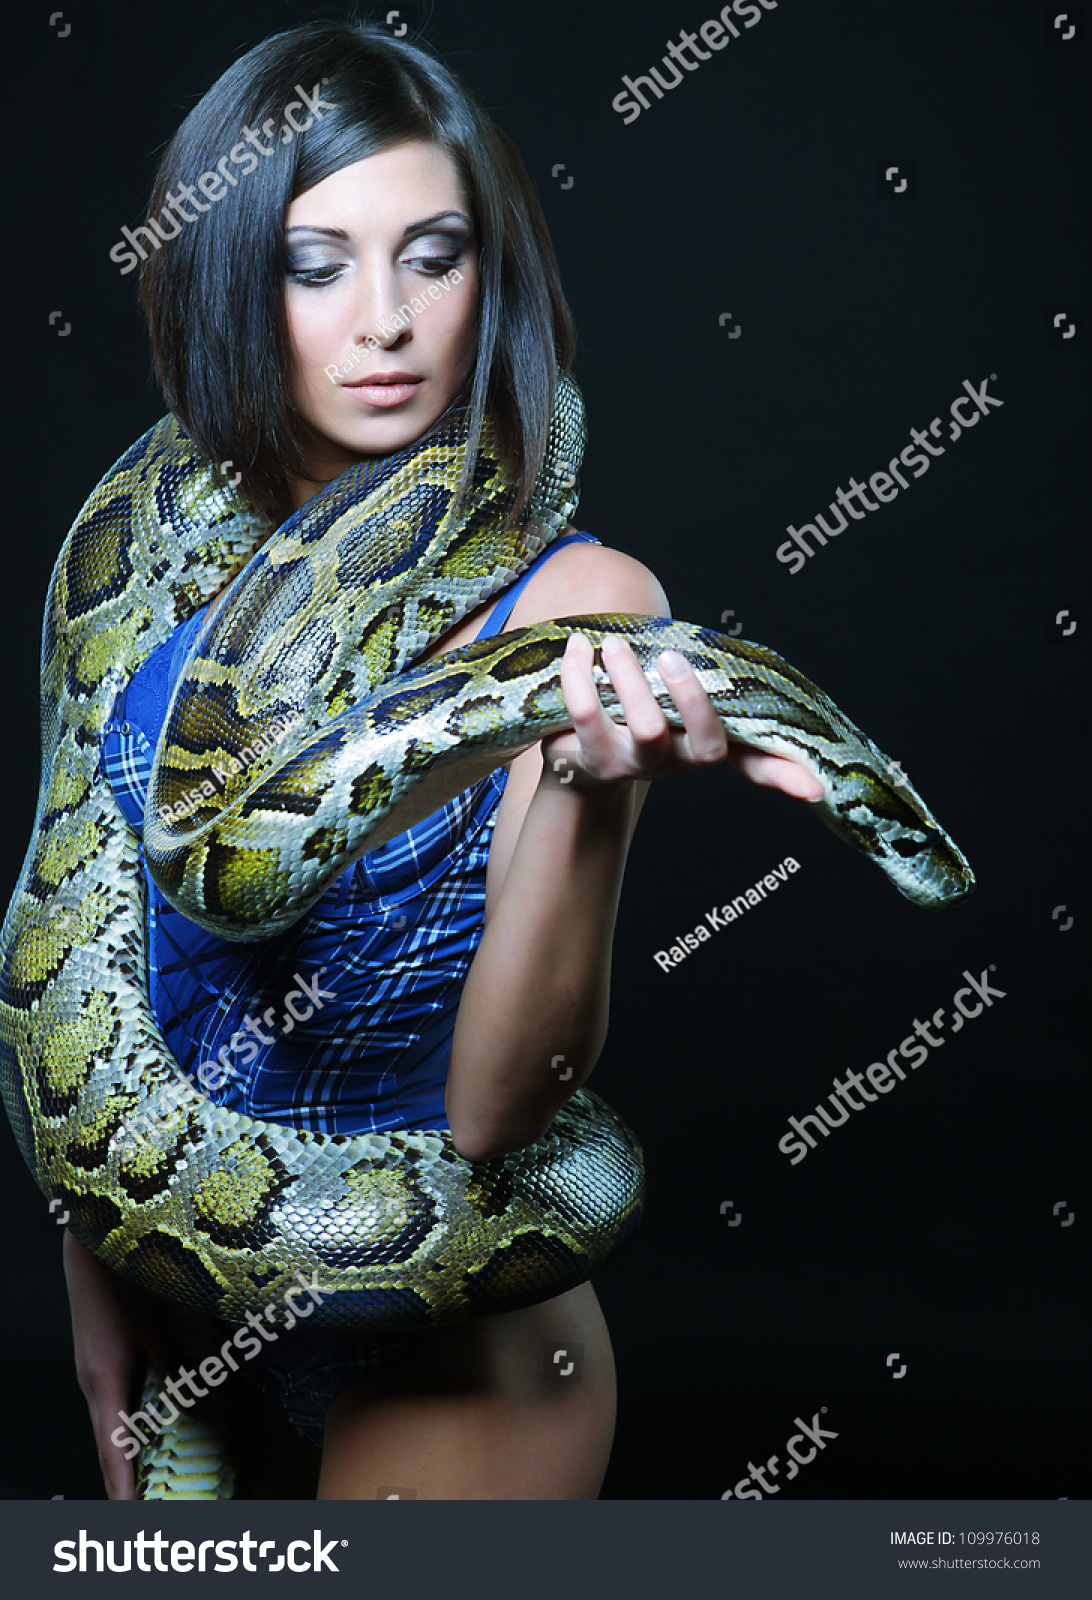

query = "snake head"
815;762;976;908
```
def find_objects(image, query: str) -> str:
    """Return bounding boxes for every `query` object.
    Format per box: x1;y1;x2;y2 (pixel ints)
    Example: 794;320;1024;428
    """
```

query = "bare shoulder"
507;528;671;629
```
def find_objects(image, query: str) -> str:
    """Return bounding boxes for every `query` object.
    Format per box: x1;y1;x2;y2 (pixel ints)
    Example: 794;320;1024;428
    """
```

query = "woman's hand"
539;632;825;801
62;1231;175;1500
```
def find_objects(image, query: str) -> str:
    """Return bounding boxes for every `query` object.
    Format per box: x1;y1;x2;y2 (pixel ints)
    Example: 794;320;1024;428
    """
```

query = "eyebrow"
284;209;472;242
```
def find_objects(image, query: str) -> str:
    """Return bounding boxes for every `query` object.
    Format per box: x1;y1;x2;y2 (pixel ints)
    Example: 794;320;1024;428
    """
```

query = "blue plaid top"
100;531;598;1135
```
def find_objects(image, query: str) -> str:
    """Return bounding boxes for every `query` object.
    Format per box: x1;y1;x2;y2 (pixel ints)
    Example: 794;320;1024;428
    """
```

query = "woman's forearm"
445;764;640;1159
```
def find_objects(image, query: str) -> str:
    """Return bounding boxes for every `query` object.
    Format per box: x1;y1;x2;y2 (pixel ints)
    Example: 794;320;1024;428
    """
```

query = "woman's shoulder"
510;526;670;628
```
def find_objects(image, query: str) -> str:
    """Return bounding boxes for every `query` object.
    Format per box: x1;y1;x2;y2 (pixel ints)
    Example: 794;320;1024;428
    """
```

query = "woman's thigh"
316;1281;615;1500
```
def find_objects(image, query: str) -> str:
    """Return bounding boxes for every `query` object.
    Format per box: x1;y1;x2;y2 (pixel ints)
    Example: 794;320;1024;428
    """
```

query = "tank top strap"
474;530;600;641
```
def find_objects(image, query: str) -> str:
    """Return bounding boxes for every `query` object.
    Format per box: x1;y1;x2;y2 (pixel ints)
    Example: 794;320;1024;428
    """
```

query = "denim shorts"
235;1322;437;1450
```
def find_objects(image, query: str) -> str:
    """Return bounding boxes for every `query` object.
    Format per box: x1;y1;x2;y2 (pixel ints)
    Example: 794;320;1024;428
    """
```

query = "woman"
64;17;823;1501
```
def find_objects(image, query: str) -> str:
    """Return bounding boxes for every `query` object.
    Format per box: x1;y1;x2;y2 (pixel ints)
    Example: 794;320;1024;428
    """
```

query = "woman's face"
283;139;479;501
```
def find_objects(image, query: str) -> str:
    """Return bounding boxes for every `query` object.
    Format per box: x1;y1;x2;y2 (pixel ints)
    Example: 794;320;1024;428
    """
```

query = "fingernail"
658;649;689;681
565;632;590;654
601;634;627;655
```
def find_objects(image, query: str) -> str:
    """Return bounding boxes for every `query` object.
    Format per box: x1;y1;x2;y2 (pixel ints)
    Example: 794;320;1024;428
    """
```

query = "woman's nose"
351;272;412;353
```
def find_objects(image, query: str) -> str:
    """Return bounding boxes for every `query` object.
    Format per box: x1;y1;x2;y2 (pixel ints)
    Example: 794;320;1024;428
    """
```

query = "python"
110;969;338;1149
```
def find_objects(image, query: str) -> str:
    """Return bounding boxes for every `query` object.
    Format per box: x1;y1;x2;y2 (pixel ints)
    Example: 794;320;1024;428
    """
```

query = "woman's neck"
287;470;343;514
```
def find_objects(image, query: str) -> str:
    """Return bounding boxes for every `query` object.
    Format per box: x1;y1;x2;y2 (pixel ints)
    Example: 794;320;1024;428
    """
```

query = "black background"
2;0;1087;1502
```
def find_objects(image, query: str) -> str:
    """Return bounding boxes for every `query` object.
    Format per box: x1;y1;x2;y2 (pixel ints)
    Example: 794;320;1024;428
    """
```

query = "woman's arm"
445;544;822;1159
446;754;642;1159
62;1231;177;1500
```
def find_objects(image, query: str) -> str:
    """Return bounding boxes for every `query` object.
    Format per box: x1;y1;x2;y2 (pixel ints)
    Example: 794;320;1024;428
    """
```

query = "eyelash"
287;252;464;287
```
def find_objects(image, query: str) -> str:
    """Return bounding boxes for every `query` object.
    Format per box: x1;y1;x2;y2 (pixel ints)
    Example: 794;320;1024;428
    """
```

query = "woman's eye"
286;263;345;286
408;254;457;276
401;236;464;275
286;241;467;284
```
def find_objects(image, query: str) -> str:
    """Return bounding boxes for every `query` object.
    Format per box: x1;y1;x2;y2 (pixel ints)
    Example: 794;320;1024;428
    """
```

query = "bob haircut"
136;17;576;526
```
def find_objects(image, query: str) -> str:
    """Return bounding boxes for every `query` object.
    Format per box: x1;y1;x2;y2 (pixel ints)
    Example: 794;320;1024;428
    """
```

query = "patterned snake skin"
0;370;973;1496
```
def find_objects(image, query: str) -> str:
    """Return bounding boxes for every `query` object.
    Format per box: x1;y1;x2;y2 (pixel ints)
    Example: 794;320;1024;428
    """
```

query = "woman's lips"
344;379;423;408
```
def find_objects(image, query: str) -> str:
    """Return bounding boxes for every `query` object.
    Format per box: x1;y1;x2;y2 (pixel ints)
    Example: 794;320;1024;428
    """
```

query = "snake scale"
0;370;973;1496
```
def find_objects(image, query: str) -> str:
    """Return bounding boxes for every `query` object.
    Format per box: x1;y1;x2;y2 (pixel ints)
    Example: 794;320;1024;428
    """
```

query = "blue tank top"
100;531;599;1136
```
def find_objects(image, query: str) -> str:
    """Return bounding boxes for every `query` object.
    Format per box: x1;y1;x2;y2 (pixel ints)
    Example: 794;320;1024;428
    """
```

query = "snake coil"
0;371;972;1495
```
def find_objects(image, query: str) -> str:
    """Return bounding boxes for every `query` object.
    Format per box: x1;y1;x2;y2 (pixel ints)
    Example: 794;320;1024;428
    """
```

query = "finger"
728;744;825;801
558;632;624;770
600;636;671;750
654;649;730;764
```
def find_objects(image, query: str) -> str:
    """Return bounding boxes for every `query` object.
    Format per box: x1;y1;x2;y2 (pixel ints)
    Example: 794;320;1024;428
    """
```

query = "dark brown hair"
136;17;576;525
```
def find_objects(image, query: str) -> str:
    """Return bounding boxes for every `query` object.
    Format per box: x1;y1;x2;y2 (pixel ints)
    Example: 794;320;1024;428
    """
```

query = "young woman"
64;17;823;1501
